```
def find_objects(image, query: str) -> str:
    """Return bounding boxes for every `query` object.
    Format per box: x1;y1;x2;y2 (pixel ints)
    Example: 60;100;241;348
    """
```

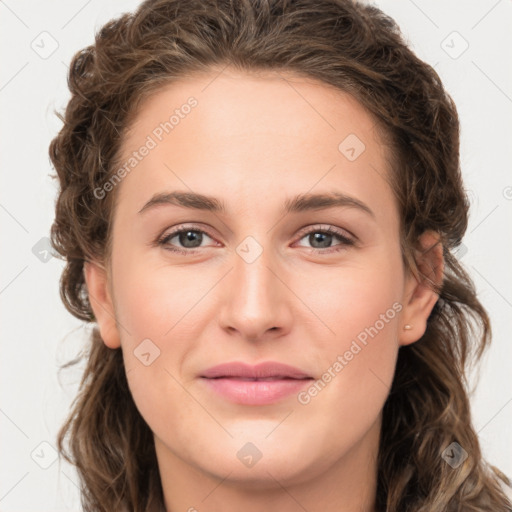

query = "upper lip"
200;361;313;379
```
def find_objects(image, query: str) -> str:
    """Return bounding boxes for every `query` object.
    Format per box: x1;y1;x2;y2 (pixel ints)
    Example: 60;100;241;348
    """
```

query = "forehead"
113;67;396;223
125;67;384;148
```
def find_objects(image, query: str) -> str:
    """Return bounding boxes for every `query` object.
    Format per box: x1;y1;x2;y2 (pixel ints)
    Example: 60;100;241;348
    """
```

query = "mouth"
200;361;313;380
200;362;314;405
205;376;312;381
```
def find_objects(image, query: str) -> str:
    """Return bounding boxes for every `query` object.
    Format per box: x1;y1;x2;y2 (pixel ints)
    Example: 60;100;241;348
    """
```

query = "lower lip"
201;377;312;405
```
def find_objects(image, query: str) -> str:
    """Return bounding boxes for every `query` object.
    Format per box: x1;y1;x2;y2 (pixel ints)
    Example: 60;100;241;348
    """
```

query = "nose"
218;243;293;342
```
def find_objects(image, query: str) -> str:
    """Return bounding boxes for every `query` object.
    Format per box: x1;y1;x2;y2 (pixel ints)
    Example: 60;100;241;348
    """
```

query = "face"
86;67;441;490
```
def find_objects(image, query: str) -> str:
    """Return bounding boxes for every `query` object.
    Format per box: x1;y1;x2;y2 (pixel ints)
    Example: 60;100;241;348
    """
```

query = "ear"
83;260;121;349
399;230;444;347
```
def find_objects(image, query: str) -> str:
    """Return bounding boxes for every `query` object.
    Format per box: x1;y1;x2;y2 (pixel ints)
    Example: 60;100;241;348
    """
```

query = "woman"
50;0;512;510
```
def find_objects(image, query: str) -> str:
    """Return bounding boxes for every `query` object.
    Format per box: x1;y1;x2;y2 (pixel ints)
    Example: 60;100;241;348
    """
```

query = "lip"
201;361;312;379
200;361;313;405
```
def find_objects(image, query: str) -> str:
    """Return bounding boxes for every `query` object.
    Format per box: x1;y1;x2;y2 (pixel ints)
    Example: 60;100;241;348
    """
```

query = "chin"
180;432;335;489
199;453;317;490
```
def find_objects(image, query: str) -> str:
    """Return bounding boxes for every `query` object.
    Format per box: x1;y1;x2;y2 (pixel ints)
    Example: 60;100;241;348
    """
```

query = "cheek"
113;262;206;443
113;256;206;345
295;250;403;352
292;255;402;452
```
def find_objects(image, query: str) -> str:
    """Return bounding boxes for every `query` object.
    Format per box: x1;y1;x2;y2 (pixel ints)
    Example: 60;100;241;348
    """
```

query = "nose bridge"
219;238;290;339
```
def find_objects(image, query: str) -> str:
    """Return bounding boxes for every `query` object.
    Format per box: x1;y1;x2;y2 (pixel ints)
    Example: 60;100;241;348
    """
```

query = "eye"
156;225;217;254
294;225;355;254
154;223;355;255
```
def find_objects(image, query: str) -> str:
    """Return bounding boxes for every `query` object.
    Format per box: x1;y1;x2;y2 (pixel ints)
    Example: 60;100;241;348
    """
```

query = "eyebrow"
138;190;375;218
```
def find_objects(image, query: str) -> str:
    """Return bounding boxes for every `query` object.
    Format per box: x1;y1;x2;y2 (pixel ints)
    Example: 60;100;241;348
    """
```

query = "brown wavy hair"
49;0;512;510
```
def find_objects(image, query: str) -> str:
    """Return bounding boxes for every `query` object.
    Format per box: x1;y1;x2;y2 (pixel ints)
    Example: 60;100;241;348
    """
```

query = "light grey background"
1;1;511;510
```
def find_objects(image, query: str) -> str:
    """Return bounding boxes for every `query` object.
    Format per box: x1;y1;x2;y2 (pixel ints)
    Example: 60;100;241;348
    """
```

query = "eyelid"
155;223;218;247
293;224;356;244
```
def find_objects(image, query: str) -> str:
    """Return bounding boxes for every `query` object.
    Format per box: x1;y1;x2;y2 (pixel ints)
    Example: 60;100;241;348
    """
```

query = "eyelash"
155;223;355;255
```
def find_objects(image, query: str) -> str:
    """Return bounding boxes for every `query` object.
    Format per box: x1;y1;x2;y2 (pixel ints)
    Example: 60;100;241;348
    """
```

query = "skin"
84;67;443;512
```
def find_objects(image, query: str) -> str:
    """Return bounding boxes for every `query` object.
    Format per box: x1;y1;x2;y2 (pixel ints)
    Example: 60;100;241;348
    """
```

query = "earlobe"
399;231;444;347
83;260;121;349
